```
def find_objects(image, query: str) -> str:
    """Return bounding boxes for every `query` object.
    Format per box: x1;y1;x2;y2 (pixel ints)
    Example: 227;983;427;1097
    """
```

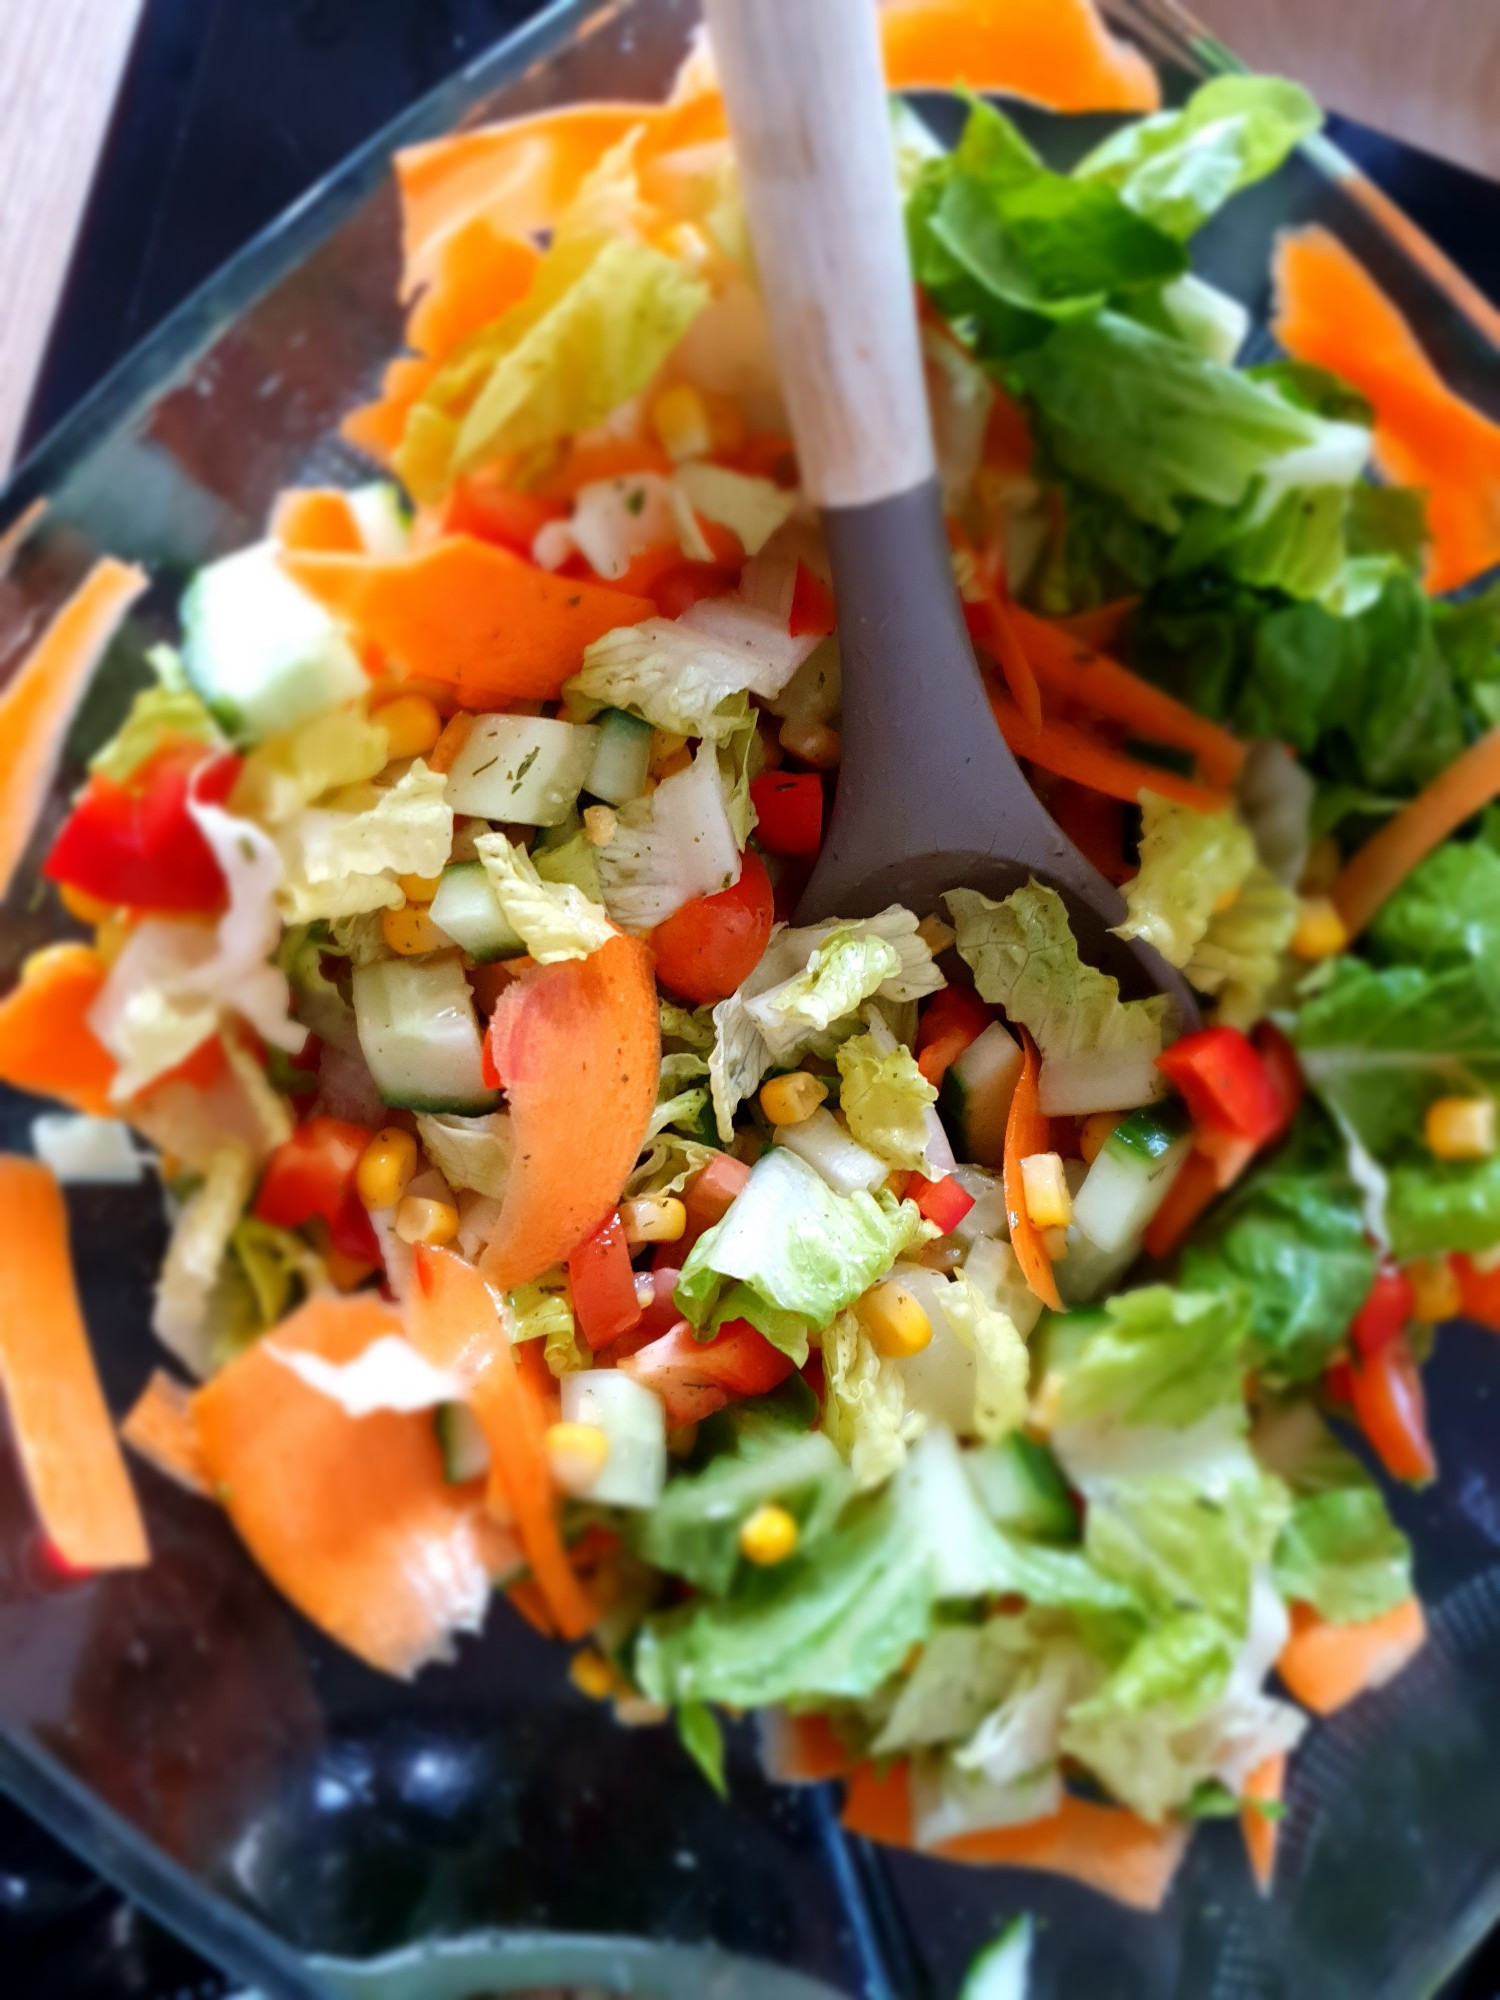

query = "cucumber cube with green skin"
940;1021;1024;1170
429;861;526;964
352;953;498;1114
181;540;368;744
585;708;654;805
1070;1103;1192;1255
444;715;599;825
963;1434;1078;1542
560;1370;667;1509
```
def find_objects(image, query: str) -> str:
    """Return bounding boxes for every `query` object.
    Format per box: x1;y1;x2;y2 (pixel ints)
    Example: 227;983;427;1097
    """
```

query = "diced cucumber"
436;1402;489;1482
1037;1047;1165;1118
949;1165;1007;1248
444;714;600;825
346;482;410;557
773;1107;888;1196
1055;1223;1141;1307
181;539;367;743
964;1434;1077;1543
1071;1104;1191;1254
585;708;653;806
560;1370;667;1509
960;1916;1033;2000
429;861;526;963
940;1022;1023;1169
352;953;498;1113
964;1234;1043;1338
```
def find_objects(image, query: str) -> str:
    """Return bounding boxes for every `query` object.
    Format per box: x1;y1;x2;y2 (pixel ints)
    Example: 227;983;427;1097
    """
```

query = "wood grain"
0;2;145;476
1184;0;1499;183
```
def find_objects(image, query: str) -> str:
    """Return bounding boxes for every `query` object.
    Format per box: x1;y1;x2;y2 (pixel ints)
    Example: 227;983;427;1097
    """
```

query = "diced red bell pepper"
1349;1333;1436;1485
44;746;242;912
253;1115;379;1263
903;1171;975;1235
1193;1125;1258;1191
1252;1020;1304;1139
567;1211;643;1352
915;985;991;1089
1155;1027;1284;1147
788;560;836;639
442;478;566;556
1454;1253;1500;1329
1323;1354;1356;1410
1349;1265;1413;1359
749;771;824;858
651;561;738;619
681;1154;751;1251
1141;1147;1219;1258
620;1315;794;1428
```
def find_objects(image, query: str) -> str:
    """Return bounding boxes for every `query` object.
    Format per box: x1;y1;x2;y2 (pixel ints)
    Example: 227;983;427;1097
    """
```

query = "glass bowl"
1;3;1497;1994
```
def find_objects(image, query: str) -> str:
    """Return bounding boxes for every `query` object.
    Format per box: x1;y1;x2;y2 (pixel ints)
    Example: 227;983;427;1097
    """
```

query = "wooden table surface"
0;0;1494;480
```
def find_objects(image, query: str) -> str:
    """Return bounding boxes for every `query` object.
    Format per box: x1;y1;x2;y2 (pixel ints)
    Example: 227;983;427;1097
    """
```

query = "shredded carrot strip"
1054;597;1139;653
1241;1752;1285;1895
988;685;1230;815
120;1369;213;1497
1004;1028;1063;1312
1007;605;1245;789
1334;728;1500;938
1277;1597;1426;1716
0;943;117;1117
952;525;1043;732
271;488;364;555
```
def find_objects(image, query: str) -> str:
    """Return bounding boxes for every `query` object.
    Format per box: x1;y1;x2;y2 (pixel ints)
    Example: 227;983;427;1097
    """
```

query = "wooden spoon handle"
703;0;933;510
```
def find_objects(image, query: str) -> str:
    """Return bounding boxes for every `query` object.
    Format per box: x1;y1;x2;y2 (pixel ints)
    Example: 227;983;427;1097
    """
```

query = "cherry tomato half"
650;848;774;1005
1350;1335;1436;1485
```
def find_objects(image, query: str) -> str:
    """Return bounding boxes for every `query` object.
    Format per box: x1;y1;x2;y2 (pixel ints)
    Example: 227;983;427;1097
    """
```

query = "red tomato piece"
253;1116;379;1263
1350;1335;1436;1485
44;746;241;912
914;985;991;1089
651;561;738;619
904;1172;975;1235
649;848;774;1005
1155;1027;1284;1146
1349;1265;1414;1359
681;1153;752;1252
1251;1020;1304;1139
442;478;565;556
611;1266;683;1358
788;561;836;638
750;771;824;858
621;1316;794;1428
567;1211;643;1352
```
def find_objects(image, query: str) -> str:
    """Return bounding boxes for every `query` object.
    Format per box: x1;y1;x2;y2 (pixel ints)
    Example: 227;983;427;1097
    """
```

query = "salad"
1;0;1498;1918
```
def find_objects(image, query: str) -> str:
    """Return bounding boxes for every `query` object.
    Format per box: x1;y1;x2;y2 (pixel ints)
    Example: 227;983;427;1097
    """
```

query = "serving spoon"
703;0;1198;1022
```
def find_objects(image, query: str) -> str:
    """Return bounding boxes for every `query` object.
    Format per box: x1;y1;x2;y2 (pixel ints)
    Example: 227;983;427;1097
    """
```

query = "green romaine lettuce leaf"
89;646;223;786
414;1111;512;1198
508;1276;585;1376
1184;864;1299;1029
1076;76;1320;240
276;762;453;923
567;611;809;745
816;1308;928;1490
1051;1285;1247;1432
1116;792;1256;967
835;1027;937;1172
1254;1399;1413;1623
674;1148;925;1361
473;830;613;963
675;1700;726;1797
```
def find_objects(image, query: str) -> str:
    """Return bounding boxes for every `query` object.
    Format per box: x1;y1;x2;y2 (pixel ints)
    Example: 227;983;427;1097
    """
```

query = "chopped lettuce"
1181;1111;1376;1386
661;999;716;1051
153;1145;257;1376
415;1111;513;1198
675;461;798;556
89;645;223;784
633;1408;852;1594
709;909;943;1138
596;744;741;932
1183;863;1299;1028
1254;1399;1413;1623
473;831;613;963
1367;835;1500;972
1050;1285;1248;1432
1077;77;1320;240
508;1276;586;1377
625;1131;722;1200
676;1701;727;1797
817;1308;928;1490
835;1026;938;1172
674;1148;926;1362
1116;792;1256;968
568;607;810;743
232;704;390;827
277;761;453;923
943;1272;1030;1442
947;881;1171;1114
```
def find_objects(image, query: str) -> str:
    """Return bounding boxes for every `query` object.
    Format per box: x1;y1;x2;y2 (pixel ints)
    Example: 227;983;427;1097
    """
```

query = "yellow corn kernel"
357;1126;418;1211
373;693;443;761
57;882;116;926
583;804;618;847
1079;1112;1119;1166
1425;1095;1497;1162
739;1503;800;1567
655;745;694;781
855;1279;933;1359
650;383;712;462
1020;1151;1073;1229
93;910;135;969
1030;1368;1064;1434
703;390;747;456
1291;896;1349;962
619;1196;686;1246
396;872;443;903
1041;1225;1070;1260
1407;1255;1462;1323
759;1071;828;1127
569;1648;619;1700
778;717;841;769
394;1194;460;1247
381;904;449;956
1300;834;1343;896
546;1420;610;1495
916;914;956;955
649;727;690;771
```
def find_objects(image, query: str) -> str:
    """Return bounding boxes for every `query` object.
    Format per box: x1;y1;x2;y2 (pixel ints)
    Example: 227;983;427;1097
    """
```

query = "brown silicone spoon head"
795;482;1201;1026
